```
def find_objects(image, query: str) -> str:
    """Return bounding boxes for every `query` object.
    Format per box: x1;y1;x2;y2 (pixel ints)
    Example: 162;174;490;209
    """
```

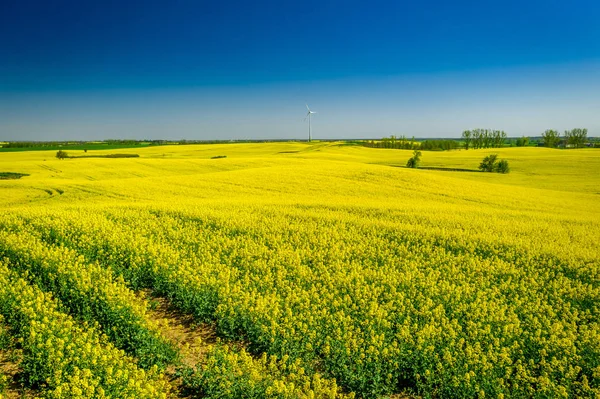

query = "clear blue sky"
1;0;599;140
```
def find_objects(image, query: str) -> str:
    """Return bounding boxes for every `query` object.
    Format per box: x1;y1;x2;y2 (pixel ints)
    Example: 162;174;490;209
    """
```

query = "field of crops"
0;143;599;398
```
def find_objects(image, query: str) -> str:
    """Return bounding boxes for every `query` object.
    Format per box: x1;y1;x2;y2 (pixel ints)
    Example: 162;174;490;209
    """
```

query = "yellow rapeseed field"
0;143;599;398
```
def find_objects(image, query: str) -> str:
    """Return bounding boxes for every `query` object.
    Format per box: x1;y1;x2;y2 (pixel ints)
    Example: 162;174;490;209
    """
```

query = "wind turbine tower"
305;104;316;142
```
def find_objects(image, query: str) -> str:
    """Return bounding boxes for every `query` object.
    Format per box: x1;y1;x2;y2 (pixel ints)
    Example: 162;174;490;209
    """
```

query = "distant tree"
419;140;459;151
406;150;422;168
495;159;510;174
483;130;491;148
479;154;510;173
479;154;498;172
563;130;573;147
564;128;587;148
84;148;88;153
493;130;501;148
578;128;587;147
541;129;560;148
462;130;472;150
364;135;417;150
497;130;507;148
472;129;483;149
516;136;529;147
56;150;68;160
467;129;506;149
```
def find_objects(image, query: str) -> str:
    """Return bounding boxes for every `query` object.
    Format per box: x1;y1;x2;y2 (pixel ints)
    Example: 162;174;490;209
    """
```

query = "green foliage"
462;129;507;149
0;374;7;395
406;150;422;168
515;136;530;147
365;137;460;151
541;129;561;148
564;128;588;148
55;150;68;160
0;172;29;180
462;130;472;150
479;154;510;173
68;153;140;158
363;135;418;150
495;159;510;174
479;154;498;172
418;139;459;151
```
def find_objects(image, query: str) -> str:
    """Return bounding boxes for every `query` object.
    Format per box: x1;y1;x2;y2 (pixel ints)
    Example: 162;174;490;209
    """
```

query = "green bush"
406;150;422;168
478;154;498;172
479;154;509;174
495;159;510;174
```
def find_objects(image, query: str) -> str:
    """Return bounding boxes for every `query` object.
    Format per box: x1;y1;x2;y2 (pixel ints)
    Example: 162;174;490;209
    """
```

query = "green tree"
406;150;422;168
479;154;498;172
516;136;529;147
462;130;472;150
479;154;510;173
495;159;510;174
564;128;588;148
56;150;68;160
472;129;483;149
495;130;507;148
541;129;560;147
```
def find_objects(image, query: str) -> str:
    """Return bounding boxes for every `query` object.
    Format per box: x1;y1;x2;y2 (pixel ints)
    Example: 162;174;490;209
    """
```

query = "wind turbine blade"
306;104;310;111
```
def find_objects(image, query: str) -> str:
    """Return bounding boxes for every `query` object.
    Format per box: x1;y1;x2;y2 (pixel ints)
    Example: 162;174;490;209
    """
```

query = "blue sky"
1;0;599;140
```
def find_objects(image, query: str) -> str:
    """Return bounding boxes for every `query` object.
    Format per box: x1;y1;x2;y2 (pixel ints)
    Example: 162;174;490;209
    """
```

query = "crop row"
0;217;177;370
0;212;349;398
182;344;350;399
0;316;12;397
0;258;171;398
10;205;599;398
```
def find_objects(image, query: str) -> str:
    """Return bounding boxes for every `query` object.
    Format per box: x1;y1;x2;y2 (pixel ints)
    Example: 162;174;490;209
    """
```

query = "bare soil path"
0;349;36;399
140;290;217;398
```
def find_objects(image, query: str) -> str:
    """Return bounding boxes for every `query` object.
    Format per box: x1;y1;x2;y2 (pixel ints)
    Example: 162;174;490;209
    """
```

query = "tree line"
541;128;588;148
419;140;460;151
461;129;507;150
363;135;418;150
363;136;460;151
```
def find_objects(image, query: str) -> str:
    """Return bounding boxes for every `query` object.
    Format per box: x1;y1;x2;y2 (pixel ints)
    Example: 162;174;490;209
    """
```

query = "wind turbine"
304;104;316;142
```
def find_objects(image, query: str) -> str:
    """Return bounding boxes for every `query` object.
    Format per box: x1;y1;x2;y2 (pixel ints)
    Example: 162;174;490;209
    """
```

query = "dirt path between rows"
0;349;36;399
140;290;419;399
140;291;217;398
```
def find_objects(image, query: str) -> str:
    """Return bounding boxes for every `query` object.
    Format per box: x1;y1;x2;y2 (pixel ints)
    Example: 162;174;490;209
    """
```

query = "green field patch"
417;166;480;172
0;172;29;180
67;153;140;159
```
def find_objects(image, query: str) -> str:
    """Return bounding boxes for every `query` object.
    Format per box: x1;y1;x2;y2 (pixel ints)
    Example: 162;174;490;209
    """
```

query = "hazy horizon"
1;1;599;141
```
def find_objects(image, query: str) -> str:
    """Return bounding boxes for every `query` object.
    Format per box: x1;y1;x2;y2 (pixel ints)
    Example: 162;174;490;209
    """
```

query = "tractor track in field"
141;290;421;399
140;290;217;398
0;348;36;399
